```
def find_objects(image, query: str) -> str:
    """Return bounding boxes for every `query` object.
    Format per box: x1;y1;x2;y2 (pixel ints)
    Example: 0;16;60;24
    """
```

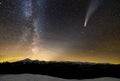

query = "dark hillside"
0;59;120;79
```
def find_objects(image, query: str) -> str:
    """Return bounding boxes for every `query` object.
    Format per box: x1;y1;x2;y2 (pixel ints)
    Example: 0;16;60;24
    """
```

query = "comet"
84;17;88;27
84;0;103;27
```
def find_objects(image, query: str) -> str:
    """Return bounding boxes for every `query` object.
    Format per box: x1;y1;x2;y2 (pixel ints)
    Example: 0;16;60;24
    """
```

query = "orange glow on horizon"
0;54;120;64
0;45;120;64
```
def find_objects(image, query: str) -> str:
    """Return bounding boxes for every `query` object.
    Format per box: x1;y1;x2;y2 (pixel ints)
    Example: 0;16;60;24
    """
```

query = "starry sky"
0;0;120;64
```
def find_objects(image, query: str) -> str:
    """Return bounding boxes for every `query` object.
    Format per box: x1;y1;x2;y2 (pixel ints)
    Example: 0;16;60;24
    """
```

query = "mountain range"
0;58;120;79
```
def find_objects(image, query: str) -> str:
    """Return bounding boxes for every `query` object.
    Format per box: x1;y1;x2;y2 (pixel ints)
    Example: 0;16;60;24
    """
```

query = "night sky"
0;0;120;64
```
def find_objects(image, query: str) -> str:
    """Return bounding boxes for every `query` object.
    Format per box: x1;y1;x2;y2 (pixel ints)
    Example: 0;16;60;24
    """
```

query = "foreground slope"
0;74;119;81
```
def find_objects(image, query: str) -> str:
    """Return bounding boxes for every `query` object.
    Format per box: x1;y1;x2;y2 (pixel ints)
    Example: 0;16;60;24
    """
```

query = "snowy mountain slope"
0;74;119;81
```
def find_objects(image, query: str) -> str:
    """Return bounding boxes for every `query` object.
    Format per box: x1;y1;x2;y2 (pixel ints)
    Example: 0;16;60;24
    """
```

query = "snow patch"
0;74;119;81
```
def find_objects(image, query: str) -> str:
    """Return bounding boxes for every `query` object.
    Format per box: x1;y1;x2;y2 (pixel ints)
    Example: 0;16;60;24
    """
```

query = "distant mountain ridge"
0;58;120;79
14;58;116;65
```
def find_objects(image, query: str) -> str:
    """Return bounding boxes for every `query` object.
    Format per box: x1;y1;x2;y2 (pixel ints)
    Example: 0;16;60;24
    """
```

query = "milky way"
20;0;41;55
